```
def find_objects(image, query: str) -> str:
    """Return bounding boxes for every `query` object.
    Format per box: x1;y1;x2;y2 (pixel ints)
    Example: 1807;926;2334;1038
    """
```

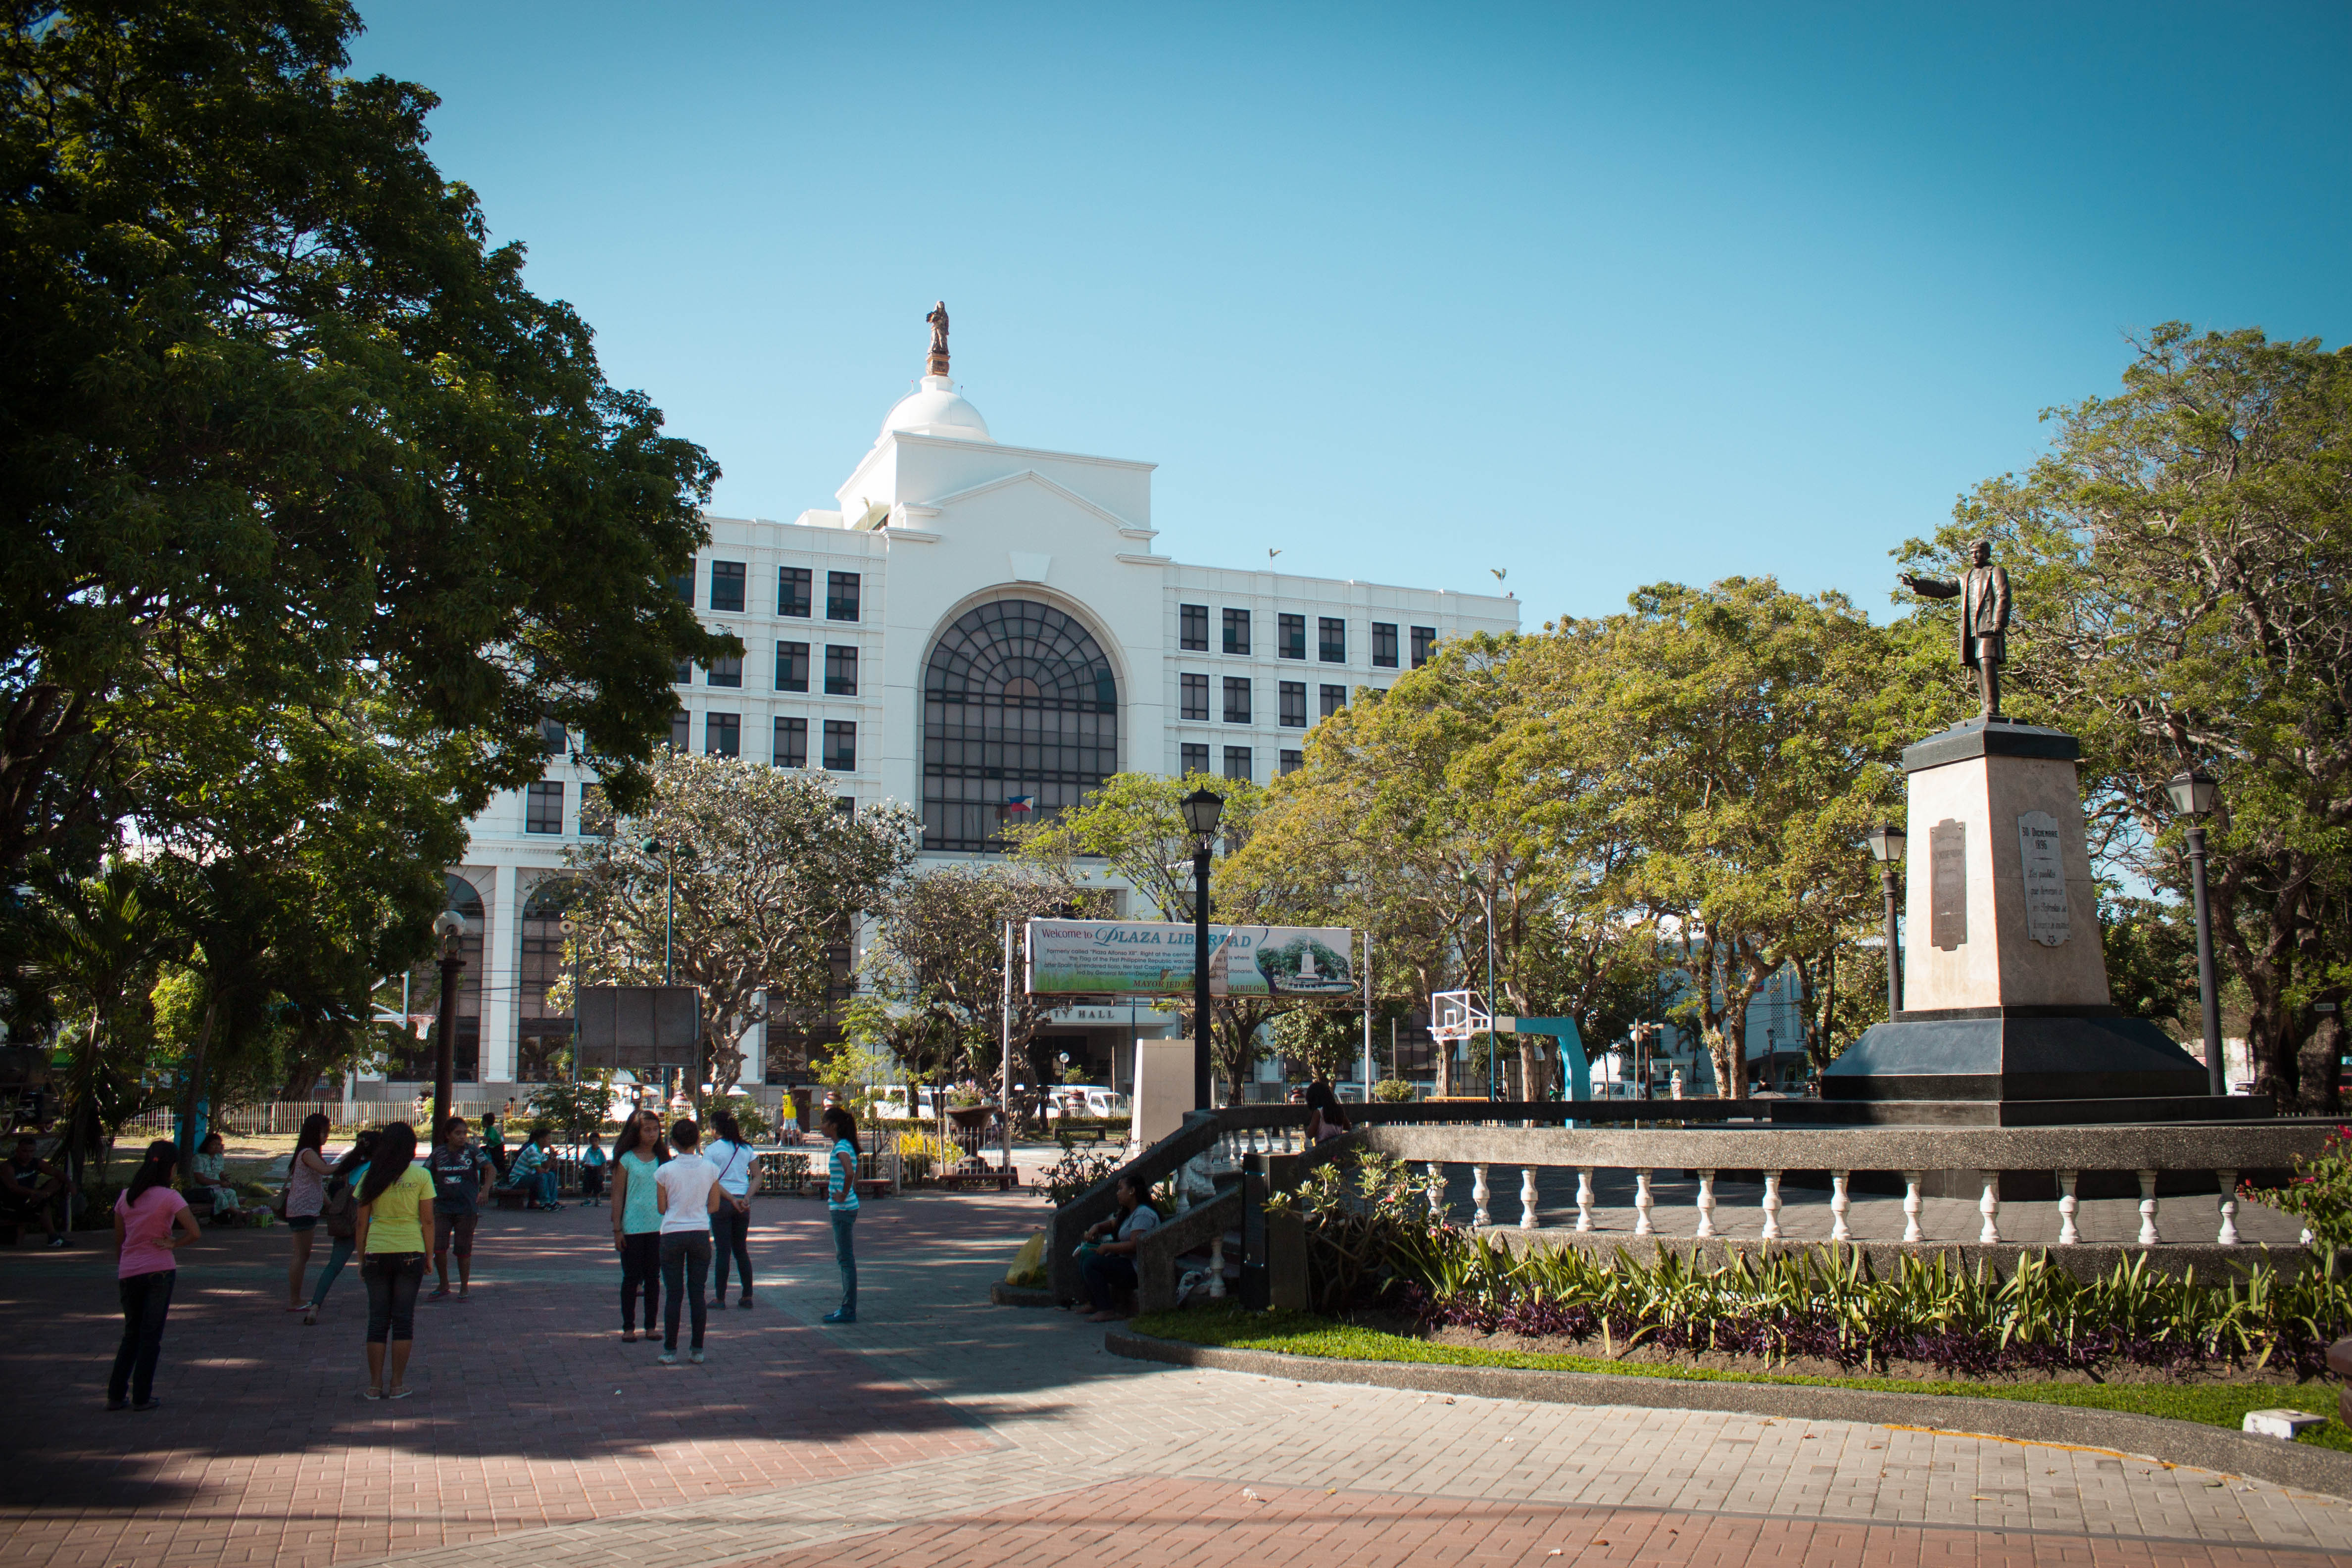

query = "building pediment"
920;468;1159;543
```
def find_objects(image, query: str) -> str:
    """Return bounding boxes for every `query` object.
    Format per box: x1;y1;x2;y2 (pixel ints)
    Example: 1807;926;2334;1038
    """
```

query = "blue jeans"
308;1235;355;1308
533;1170;558;1206
1082;1249;1138;1314
829;1209;857;1316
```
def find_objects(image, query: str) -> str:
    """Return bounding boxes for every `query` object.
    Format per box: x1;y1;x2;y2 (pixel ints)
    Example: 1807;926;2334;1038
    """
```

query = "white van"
874;1085;947;1121
1045;1085;1130;1120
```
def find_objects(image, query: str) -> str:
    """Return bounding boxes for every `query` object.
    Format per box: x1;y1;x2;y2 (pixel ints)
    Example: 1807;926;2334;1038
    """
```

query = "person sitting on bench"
505;1130;562;1210
0;1132;73;1247
188;1132;243;1221
1077;1173;1160;1323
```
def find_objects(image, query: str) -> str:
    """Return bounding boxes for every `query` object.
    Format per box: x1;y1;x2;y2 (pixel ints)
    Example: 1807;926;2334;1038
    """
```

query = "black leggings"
362;1252;426;1344
619;1230;662;1330
711;1201;753;1299
109;1269;175;1405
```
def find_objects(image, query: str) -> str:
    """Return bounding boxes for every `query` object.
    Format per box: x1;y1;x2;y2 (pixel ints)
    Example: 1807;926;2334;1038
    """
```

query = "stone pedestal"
1821;720;2230;1121
1129;1037;1195;1148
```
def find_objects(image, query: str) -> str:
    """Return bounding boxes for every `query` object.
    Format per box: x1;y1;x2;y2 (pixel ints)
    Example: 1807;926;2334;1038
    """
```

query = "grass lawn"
1129;1307;2352;1454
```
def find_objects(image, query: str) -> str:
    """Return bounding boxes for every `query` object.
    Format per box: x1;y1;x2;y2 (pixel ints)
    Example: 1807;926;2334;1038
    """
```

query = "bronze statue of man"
1902;539;2011;720
925;301;949;373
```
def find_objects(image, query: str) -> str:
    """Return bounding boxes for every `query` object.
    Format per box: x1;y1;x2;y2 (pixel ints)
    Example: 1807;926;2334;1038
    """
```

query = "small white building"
378;320;1519;1098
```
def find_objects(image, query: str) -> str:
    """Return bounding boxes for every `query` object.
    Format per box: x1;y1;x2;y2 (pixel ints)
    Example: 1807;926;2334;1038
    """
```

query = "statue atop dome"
926;301;950;376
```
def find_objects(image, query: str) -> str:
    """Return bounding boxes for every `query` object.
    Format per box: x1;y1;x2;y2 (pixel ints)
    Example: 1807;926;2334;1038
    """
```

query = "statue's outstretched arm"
1899;572;1960;600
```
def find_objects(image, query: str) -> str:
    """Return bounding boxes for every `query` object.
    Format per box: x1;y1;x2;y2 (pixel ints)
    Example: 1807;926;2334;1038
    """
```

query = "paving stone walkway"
0;1187;2346;1568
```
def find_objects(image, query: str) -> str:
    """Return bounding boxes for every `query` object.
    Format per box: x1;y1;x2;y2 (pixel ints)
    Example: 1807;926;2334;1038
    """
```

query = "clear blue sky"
349;3;2349;627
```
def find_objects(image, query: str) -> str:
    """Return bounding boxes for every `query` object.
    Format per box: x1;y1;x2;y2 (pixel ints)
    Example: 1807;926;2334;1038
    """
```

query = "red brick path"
0;1195;991;1568
738;1476;2352;1568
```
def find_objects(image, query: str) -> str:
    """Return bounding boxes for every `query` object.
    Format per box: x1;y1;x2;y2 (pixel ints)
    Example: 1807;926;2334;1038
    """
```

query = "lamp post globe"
1182;787;1225;1110
2166;770;2227;1096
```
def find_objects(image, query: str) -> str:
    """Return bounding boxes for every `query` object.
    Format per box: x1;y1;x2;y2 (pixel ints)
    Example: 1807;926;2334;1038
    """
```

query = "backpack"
322;1175;358;1239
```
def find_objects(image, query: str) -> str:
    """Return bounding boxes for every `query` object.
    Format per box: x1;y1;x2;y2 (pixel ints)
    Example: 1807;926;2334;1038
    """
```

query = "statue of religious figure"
1902;539;2012;720
925;301;949;372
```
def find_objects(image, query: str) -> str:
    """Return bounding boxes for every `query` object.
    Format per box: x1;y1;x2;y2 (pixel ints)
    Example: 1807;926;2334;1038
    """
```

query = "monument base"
1819;1008;2215;1102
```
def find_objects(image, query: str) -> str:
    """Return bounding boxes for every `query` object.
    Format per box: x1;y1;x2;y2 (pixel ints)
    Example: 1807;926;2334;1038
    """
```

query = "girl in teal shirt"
609;1108;668;1342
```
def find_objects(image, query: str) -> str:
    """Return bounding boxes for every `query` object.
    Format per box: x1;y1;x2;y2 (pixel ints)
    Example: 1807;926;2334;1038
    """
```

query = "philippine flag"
1004;795;1035;813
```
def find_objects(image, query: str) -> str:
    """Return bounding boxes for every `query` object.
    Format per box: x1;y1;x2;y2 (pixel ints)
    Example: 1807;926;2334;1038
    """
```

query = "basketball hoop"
1428;989;1492;1043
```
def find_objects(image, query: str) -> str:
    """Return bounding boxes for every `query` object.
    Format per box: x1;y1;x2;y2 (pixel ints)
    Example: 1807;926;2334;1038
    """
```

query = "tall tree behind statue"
1905;324;2352;1110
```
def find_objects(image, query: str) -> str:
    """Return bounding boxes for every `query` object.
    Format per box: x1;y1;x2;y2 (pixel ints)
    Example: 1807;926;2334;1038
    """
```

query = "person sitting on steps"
1078;1173;1160;1323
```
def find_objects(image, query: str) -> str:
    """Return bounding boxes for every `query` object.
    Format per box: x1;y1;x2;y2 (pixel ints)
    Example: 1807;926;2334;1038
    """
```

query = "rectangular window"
668;710;690;751
539;719;567;755
1223;746;1252;782
580;784;613;837
779;566;813;618
709;560;746;612
674;656;693;685
1411;625;1438;667
1320;684;1346;719
1179;603;1209;651
1279;681;1307;728
826;571;861;622
525;780;564;833
670;567;694;605
706;653;742;687
1278;613;1306;660
1372;622;1399;668
823;720;857;771
774;716;807;768
1222;608;1250;655
1319;617;1346;663
1280;749;1304;777
825;645;859;696
1180;742;1209;775
1222;676;1251;725
776;641;810;692
834;796;855;817
1179;673;1209;722
705;712;740;756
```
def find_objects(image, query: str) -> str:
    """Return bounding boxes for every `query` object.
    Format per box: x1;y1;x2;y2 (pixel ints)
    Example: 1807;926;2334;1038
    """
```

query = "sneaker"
657;1351;678;1366
46;1236;68;1249
737;1295;753;1309
690;1348;705;1365
131;1397;161;1412
822;1308;855;1324
105;1398;128;1412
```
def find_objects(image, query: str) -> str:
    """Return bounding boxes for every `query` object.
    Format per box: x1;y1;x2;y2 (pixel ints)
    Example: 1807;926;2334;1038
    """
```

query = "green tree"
563;753;918;1095
0;0;730;879
1909;324;2352;1107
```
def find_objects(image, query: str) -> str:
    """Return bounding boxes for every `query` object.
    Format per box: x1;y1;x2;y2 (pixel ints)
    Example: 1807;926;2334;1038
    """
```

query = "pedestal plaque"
1929;820;1967;950
2016;809;2070;947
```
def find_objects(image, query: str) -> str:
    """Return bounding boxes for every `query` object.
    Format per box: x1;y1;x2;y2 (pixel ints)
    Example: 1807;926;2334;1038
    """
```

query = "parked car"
1045;1085;1129;1119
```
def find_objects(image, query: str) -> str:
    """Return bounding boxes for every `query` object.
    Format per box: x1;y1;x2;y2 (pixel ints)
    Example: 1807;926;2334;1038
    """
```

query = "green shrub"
2245;1127;2352;1253
1372;1078;1417;1103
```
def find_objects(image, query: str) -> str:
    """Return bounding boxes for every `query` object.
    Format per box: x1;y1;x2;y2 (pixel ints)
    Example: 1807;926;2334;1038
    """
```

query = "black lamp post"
1865;822;1907;1019
2165;769;2226;1097
430;910;467;1136
1180;786;1225;1110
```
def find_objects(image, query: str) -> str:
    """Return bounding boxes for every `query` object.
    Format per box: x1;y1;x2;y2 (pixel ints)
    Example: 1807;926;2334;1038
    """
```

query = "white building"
385;325;1519;1098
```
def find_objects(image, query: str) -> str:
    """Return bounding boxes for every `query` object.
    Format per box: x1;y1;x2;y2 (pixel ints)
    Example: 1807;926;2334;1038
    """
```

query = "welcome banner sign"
1025;920;1356;998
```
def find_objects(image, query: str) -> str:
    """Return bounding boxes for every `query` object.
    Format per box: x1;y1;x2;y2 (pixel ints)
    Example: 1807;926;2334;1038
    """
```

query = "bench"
934;1166;1022;1193
490;1185;531;1210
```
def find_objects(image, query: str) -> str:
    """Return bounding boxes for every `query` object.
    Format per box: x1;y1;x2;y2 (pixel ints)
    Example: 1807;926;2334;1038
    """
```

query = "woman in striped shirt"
819;1107;859;1324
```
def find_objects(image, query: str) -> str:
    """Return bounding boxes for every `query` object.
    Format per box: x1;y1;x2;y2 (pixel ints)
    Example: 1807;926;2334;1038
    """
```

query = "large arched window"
923;599;1120;851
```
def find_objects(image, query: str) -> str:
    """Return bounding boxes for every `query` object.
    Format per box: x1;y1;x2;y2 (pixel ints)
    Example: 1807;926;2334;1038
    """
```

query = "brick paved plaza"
2;1191;2348;1568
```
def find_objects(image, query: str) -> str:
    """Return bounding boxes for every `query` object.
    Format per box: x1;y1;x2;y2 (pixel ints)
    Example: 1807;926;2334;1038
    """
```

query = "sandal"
301;1308;317;1326
364;1386;384;1401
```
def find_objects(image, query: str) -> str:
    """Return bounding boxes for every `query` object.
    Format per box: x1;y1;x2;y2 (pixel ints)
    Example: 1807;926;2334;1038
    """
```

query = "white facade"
418;349;1519;1093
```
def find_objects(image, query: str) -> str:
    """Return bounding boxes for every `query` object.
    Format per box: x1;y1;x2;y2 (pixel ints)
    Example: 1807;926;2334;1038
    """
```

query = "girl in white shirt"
703;1111;757;1309
652;1119;722;1365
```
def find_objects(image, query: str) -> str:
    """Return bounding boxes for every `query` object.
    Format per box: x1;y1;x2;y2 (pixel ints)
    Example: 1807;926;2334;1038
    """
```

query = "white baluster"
1472;1164;1492;1227
1829;1172;1852;1243
1634;1170;1655;1237
1208;1232;1226;1298
1902;1171;1925;1243
2057;1170;2080;1245
1425;1162;1445;1222
1977;1172;2001;1245
1694;1169;1718;1239
1574;1167;1595;1233
2215;1168;2240;1246
1760;1172;1784;1241
1519;1168;1539;1231
2136;1170;2161;1246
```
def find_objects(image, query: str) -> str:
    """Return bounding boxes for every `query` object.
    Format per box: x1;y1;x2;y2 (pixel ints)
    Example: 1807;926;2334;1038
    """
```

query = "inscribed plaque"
2016;810;2071;946
1929;819;1968;950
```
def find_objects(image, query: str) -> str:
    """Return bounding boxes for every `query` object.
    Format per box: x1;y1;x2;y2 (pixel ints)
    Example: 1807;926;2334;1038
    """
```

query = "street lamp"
430;909;467;1136
559;915;585;1167
1865;822;1907;1019
642;838;680;985
2164;769;2226;1097
1180;786;1225;1110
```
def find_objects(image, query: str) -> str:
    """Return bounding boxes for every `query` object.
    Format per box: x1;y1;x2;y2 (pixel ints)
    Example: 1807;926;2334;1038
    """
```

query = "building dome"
877;374;994;445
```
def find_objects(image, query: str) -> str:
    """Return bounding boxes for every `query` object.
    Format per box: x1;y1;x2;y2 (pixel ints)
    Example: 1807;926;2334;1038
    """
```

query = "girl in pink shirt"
110;1140;201;1411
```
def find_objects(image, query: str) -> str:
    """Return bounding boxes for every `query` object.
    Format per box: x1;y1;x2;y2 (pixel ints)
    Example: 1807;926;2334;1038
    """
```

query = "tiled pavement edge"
4;1187;2350;1568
